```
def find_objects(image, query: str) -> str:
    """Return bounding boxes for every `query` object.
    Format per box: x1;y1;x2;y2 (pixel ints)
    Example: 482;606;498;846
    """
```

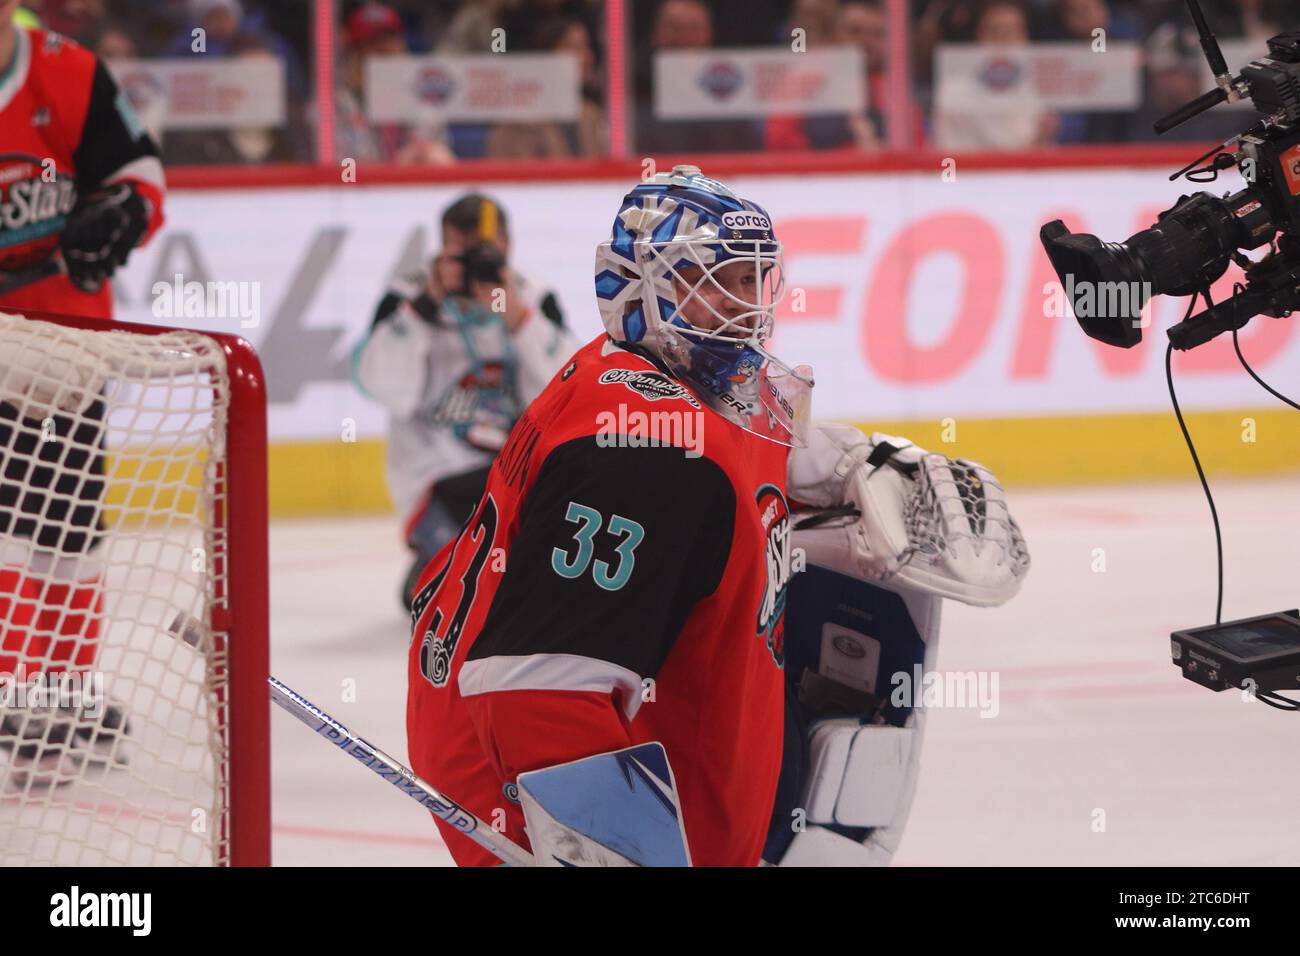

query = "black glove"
59;183;150;293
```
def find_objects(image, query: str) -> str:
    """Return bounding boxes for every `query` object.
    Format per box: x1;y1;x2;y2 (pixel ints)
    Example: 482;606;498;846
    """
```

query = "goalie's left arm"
787;423;1031;607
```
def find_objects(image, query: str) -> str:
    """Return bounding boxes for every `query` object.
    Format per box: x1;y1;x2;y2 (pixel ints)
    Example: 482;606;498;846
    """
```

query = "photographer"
354;194;576;609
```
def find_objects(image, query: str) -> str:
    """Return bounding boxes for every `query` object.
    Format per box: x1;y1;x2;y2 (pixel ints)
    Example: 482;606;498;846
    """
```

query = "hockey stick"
267;675;534;867
0;258;64;295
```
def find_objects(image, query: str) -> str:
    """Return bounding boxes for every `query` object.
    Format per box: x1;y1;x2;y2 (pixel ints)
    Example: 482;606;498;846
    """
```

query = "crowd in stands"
17;0;1295;165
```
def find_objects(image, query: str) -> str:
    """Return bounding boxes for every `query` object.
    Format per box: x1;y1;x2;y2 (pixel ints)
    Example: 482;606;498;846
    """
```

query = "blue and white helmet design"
594;165;813;446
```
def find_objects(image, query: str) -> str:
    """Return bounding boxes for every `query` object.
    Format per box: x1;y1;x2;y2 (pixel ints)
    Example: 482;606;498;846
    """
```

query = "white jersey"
353;269;577;521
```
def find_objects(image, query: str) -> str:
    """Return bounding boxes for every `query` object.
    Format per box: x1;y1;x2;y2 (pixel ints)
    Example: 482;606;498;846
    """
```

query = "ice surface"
268;476;1300;866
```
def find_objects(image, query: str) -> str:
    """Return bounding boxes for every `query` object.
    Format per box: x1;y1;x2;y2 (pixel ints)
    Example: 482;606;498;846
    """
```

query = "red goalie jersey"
406;334;793;866
0;27;165;318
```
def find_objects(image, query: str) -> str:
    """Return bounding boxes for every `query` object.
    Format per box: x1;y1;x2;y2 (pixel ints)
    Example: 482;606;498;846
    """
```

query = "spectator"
785;0;839;48
426;0;513;160
436;0;504;53
932;0;1060;150
166;33;309;163
484;122;570;160
500;0;594;52
336;2;453;165
165;0;245;54
542;15;606;156
27;0;106;43
1136;0;1244;38
90;22;135;59
1046;0;1141;144
377;0;459;52
191;0;239;47
1048;0;1139;42
634;0;761;155
832;0;892;147
152;0;310;164
486;15;606;160
654;0;711;50
912;0;986;87
765;0;926;152
1239;0;1289;43
165;0;305;95
87;22;169;143
1124;19;1249;143
976;1;1036;44
78;1;189;58
693;0;788;47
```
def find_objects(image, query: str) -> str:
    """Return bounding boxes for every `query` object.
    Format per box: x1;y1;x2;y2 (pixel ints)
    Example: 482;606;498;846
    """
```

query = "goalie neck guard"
593;165;813;447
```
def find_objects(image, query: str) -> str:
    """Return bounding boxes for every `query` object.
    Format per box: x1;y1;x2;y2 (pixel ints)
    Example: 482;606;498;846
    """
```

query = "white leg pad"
803;720;915;827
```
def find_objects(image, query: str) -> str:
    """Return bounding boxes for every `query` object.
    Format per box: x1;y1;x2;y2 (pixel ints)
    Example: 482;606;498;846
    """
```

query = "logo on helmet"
721;211;771;232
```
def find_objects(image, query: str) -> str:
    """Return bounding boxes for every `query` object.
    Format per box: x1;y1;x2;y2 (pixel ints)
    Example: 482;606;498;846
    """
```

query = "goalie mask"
594;165;814;447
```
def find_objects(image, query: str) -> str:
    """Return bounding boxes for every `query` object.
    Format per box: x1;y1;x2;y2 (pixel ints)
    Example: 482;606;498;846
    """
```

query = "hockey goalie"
405;165;1030;867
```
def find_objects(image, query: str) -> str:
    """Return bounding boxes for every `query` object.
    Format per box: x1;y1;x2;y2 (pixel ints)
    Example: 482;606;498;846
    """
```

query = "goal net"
0;309;269;866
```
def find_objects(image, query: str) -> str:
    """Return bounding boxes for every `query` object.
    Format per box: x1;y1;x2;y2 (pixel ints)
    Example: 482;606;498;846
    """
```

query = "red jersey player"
0;4;165;783
406;165;816;866
0;2;164;315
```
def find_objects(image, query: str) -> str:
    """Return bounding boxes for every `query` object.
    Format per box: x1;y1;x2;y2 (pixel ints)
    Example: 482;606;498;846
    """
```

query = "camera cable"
1168;285;1300;709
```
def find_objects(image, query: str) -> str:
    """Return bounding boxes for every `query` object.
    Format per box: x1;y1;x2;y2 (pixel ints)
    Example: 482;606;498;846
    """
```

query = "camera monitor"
1171;611;1300;691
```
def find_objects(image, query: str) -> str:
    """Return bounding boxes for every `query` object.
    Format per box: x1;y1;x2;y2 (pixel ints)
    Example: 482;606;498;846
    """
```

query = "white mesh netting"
0;312;233;866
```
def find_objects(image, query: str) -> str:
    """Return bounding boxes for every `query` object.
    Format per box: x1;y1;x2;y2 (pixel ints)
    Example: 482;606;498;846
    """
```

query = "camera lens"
1040;190;1271;347
462;243;505;287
